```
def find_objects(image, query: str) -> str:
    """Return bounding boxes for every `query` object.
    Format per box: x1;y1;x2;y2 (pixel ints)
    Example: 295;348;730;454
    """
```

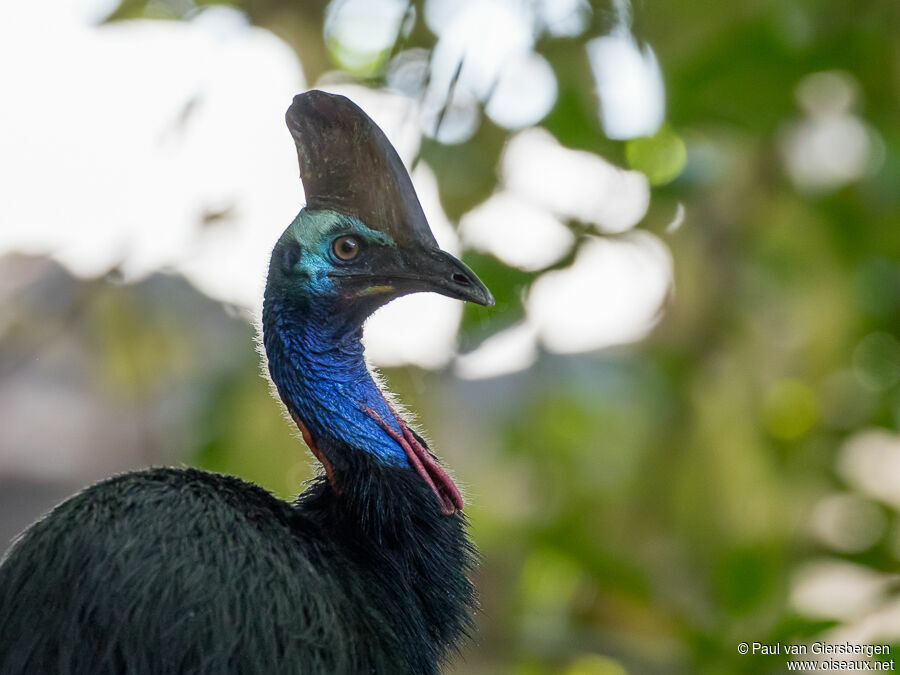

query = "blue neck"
262;293;407;467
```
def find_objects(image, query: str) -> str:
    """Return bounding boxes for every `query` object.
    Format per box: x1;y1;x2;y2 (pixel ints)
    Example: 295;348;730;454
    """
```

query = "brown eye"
332;235;361;261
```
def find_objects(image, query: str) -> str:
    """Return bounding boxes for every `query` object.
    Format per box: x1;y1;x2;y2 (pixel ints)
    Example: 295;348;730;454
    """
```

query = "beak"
333;246;494;307
408;248;494;306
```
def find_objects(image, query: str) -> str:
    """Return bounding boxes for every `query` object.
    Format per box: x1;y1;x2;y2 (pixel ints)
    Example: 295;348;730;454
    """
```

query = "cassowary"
0;90;493;674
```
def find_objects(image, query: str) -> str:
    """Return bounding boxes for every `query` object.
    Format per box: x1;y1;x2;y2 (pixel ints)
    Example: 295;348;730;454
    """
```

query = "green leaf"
625;124;687;186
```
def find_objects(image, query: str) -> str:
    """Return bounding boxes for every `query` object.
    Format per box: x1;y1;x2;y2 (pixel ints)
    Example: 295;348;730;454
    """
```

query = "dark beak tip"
406;248;494;308
475;288;495;307
445;253;493;308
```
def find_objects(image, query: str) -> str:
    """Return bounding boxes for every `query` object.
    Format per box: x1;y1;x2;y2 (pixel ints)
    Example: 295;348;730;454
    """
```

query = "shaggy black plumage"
0;453;475;674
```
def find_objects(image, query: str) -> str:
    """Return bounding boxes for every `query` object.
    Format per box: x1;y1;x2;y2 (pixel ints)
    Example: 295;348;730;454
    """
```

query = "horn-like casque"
286;90;437;249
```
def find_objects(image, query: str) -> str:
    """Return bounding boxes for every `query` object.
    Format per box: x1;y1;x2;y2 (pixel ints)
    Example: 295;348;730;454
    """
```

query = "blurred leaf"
564;655;627;675
762;379;818;441
625;124;687;186
713;546;783;614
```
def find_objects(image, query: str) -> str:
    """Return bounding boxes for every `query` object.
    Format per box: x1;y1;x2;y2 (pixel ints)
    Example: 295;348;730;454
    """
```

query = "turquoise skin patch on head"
279;209;397;296
289;209;396;253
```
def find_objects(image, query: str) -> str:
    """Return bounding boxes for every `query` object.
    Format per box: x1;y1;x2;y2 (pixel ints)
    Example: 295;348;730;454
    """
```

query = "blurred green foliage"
625;125;687;187
82;0;900;672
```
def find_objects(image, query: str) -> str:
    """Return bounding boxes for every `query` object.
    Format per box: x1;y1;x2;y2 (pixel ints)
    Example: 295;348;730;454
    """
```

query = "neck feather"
262;291;407;467
296;455;476;668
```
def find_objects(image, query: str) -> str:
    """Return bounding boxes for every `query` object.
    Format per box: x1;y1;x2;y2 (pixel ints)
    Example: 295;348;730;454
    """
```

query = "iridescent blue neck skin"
264;297;406;466
262;211;407;467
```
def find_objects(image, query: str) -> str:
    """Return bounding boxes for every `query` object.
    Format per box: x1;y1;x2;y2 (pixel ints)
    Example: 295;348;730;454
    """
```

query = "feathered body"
0;91;492;674
0;463;473;674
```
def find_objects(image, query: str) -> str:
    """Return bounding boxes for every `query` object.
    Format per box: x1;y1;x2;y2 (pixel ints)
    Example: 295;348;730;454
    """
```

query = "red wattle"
362;406;463;515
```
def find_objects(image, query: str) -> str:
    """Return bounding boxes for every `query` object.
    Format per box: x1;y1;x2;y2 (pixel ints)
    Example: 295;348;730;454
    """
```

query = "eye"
332;235;361;261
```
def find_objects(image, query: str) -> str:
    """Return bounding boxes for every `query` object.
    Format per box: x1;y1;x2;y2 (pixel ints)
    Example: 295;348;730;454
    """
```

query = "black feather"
0;452;475;674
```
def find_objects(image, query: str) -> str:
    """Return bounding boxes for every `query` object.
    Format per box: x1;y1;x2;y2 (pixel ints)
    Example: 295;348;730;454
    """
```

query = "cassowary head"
262;91;492;513
268;90;493;325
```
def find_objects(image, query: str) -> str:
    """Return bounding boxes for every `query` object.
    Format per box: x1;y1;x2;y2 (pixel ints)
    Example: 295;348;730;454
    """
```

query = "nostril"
451;273;471;286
